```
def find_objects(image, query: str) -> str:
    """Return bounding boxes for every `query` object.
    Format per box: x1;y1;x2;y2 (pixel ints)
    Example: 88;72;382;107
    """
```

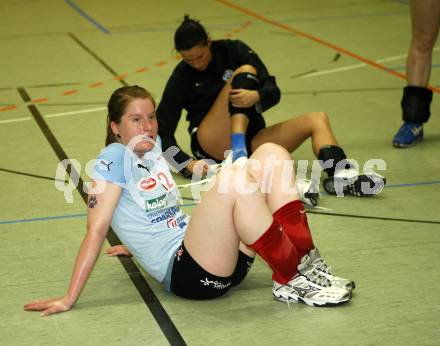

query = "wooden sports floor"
1;0;439;345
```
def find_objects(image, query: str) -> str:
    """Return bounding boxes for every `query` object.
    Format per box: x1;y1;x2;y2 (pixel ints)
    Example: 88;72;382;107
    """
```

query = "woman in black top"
157;16;385;198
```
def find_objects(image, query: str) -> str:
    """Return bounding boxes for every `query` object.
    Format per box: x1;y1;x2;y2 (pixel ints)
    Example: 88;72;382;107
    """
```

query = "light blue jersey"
93;138;188;284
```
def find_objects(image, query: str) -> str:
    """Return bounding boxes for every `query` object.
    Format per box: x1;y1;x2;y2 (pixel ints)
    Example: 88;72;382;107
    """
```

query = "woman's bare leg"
407;0;440;86
196;65;257;160
251;112;338;156
183;166;273;276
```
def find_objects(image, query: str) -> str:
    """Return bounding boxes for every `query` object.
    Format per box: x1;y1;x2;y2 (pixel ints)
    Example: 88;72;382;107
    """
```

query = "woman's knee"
252;142;291;161
307;111;329;125
413;36;437;55
215;165;255;194
297;112;330;132
233;64;257;76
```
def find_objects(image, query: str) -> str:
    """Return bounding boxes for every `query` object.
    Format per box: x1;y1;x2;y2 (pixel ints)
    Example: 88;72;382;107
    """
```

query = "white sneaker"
222;150;248;168
323;168;386;197
272;256;351;307
308;248;355;290
296;178;320;206
223;150;233;165
233;156;248;168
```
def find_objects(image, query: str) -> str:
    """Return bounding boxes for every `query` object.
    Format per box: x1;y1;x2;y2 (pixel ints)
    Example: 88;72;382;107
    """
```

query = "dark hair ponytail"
174;15;208;51
105;85;155;146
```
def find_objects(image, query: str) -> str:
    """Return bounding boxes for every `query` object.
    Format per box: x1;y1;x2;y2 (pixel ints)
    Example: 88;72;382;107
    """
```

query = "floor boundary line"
216;0;440;93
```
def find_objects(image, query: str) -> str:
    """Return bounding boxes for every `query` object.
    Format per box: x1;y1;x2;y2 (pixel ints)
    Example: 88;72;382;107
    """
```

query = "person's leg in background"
393;0;440;148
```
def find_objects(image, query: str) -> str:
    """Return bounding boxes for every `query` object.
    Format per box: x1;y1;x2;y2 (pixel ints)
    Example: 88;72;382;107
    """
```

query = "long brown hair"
105;85;156;146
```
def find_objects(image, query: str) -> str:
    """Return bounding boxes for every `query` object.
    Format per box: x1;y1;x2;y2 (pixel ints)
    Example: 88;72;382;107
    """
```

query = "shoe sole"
393;141;421;148
392;135;423;148
323;175;386;197
273;291;351;307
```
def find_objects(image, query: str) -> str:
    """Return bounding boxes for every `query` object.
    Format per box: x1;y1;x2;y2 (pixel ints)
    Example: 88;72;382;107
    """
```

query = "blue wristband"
231;133;248;161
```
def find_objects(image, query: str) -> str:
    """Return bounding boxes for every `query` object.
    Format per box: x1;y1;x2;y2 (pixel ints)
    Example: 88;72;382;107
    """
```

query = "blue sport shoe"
392;122;423;148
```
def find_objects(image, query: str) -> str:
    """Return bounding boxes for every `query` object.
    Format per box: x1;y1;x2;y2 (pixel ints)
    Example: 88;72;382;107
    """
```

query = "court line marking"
216;0;440;93
307;210;440;225
0;107;106;125
0;167;67;183
0;117;31;124
0;21;252;113
45;106;106;119
299;47;440;79
3;198;439;225
64;0;110;34
2;175;438;225
0;213;87;225
68;32;127;85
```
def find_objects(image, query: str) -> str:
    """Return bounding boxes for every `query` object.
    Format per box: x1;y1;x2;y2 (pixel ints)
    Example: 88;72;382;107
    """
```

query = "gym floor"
1;0;439;345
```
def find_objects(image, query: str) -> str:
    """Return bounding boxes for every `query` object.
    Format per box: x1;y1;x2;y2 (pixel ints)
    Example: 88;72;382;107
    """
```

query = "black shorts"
190;114;266;162
170;242;254;300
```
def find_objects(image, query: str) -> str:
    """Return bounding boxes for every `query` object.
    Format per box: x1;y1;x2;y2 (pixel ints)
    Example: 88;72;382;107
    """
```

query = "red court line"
0;20;254;114
113;74;128;81
217;0;440;94
31;98;49;104
61;89;78;96
136;67;149;73
89;82;104;88
0;105;17;112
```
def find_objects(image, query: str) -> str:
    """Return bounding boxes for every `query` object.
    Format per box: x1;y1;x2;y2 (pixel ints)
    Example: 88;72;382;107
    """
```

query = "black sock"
318;145;349;176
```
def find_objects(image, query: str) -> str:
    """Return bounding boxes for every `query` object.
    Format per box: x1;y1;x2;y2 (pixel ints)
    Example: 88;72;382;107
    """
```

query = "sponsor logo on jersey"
222;69;234;81
166;215;187;228
148;206;179;219
177;217;187;229
138;177;157;191
167;218;178;228
150;207;182;224
145;194;167;211
137;163;150;172
99;160;113;171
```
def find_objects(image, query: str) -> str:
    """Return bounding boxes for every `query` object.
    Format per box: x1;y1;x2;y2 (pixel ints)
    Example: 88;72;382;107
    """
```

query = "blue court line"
385;180;440;188
1;180;438;225
0;213;87;225
65;0;110;34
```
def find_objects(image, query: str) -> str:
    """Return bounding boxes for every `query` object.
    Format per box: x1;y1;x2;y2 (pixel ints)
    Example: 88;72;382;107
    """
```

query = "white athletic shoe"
323;168;386;197
272;256;351;307
222;150;248;168
296;178;320;206
233;156;248;168
223;150;233;165
308;248;355;290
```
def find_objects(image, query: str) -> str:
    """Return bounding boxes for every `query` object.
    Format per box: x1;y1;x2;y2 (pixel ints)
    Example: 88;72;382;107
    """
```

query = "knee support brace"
401;86;433;123
229;72;260;119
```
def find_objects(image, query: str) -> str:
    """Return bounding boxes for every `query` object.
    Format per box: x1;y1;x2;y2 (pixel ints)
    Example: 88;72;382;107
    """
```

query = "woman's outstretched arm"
24;181;122;316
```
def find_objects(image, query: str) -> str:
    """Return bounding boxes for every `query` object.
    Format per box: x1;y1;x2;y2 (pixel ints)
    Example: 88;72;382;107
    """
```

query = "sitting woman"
24;85;353;316
158;15;385;198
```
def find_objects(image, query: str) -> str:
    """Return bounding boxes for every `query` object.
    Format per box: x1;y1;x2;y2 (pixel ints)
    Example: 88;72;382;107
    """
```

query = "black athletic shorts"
190;114;266;163
170;242;254;300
